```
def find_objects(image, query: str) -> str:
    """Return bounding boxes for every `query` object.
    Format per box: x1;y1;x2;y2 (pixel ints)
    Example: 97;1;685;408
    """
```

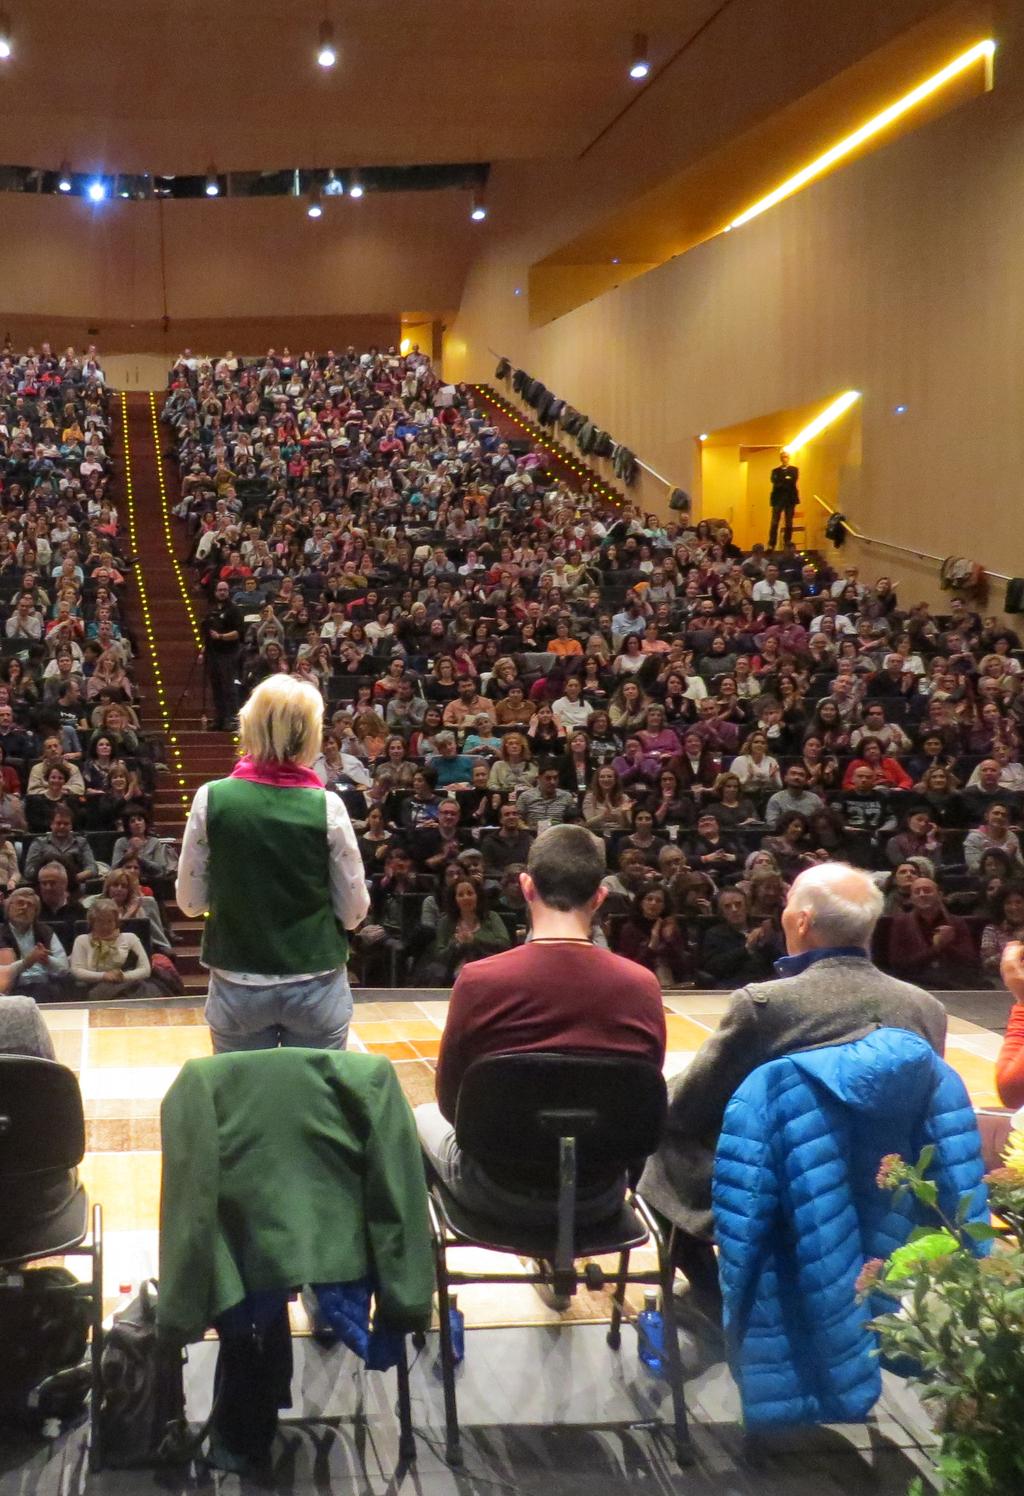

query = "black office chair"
421;1052;691;1468
0;1056;104;1466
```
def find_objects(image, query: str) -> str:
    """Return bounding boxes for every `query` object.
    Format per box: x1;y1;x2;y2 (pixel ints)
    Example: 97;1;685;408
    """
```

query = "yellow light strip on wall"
729;38;995;231
786;389;861;453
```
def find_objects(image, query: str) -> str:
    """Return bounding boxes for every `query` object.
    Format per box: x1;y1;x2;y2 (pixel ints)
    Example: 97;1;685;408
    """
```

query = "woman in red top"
841;738;913;791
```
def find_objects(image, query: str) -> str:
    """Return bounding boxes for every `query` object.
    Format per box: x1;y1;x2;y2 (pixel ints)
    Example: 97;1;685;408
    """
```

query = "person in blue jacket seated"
639;862;948;1340
427;731;480;790
711;1025;987;1431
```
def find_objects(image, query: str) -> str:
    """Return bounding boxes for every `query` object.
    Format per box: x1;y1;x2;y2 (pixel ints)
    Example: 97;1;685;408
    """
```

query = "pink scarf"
230;755;322;789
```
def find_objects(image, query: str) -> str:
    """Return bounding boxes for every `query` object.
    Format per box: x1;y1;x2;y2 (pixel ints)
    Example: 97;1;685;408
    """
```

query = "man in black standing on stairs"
767;447;800;550
202;580;244;731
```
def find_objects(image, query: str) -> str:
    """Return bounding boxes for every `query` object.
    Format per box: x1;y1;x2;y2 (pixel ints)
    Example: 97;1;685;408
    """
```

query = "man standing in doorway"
768;447;799;550
202;580;244;731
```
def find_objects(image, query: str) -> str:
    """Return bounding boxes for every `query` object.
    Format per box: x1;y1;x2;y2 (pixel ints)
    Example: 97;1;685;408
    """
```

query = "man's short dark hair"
527;825;606;911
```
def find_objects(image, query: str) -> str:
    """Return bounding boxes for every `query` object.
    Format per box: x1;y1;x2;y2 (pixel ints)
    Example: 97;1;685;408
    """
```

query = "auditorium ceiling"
0;0;719;175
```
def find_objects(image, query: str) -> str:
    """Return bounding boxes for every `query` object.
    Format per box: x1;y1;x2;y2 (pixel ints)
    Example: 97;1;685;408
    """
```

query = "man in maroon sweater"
416;825;666;1227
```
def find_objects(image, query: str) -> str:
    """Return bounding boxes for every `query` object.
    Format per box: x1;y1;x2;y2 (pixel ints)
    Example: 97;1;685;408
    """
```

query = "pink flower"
854;1258;886;1296
876;1154;906;1190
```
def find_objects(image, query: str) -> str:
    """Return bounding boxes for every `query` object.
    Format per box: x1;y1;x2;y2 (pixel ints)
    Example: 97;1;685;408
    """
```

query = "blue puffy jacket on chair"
712;1028;988;1430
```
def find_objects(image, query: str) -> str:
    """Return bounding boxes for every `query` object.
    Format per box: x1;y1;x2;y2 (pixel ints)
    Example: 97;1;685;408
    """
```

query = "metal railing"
812;494;1010;583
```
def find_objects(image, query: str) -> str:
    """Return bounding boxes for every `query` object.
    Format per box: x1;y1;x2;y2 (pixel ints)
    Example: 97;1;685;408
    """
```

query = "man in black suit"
768;447;799;549
202;580;245;730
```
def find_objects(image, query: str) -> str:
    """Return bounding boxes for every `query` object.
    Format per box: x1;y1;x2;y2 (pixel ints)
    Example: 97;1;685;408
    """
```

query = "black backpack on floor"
0;1265;91;1430
98;1279;193;1467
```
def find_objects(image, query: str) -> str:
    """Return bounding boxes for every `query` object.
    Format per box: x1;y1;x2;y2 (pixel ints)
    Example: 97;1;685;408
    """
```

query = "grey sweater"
639;954;947;1238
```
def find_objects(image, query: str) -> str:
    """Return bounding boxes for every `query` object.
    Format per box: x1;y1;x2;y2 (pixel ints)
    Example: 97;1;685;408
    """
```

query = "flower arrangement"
857;1140;1024;1495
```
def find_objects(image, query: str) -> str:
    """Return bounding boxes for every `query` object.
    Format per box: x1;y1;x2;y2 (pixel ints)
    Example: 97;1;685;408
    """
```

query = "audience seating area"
166;345;1024;991
0;344;179;999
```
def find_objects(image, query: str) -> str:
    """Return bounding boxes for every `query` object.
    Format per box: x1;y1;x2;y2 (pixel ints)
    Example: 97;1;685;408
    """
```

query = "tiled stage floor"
40;988;1009;1328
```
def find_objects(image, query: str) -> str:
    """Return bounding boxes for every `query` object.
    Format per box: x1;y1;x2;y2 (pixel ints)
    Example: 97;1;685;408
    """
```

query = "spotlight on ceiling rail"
0;12;12;60
348;172;364;199
470;194;487;221
307;184;323;218
57;161;72;192
629;33;650;80
317;18;337;68
204;167;220;197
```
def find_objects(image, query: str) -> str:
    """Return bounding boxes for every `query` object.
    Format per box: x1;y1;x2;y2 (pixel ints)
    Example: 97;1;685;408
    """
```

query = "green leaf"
885;1230;960;1279
915;1179;939;1210
964;1222;1009;1243
915;1144;936;1176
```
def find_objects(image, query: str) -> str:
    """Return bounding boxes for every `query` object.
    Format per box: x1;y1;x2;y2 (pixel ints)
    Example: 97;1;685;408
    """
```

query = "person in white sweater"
69;897;153;1000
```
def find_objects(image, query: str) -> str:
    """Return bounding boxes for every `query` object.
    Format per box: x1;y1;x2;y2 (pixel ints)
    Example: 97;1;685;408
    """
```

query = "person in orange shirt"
546;617;583;658
996;941;1024;1108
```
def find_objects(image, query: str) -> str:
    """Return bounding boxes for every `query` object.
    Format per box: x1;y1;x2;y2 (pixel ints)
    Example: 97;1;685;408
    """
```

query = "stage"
40;987;1008;1329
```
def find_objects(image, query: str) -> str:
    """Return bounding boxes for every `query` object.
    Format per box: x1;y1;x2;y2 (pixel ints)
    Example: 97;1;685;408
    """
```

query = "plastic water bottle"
637;1290;667;1377
448;1293;465;1364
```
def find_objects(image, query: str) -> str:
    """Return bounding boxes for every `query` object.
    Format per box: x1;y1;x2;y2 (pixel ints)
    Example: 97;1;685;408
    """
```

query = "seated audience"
424;875;510;983
0;885;71;1002
699;886;783;987
69;896;155;1000
887;876;982;990
980;883;1024;977
616;883;693;987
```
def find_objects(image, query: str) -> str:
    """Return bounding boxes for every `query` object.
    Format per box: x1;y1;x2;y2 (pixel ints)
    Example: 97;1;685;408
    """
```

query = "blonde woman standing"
177;676;369;1052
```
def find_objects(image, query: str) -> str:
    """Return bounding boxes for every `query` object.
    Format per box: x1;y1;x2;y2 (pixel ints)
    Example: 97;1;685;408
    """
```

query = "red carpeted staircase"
123;392;235;994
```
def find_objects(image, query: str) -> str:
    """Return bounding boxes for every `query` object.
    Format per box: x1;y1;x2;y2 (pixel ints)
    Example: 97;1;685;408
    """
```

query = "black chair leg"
606;1248;630;1350
655;1226;692;1467
88;1203;104;1473
432;1230;463;1467
395;1342;416;1463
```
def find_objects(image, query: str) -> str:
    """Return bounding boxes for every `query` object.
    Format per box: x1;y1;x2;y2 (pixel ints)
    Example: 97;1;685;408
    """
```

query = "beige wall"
447;13;1024;608
0;192;476;347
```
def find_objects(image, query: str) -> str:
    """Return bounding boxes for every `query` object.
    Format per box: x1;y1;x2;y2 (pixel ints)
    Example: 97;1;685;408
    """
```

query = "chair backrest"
0;1056;85;1177
454;1051;666;1187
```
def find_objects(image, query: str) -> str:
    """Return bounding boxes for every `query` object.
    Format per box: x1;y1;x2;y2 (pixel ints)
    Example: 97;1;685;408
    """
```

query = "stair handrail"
485;345;681;498
812;494;1011;583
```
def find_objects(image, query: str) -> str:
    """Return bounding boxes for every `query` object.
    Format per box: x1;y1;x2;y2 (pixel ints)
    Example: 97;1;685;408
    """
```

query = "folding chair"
421;1052;691;1468
0;1056;104;1467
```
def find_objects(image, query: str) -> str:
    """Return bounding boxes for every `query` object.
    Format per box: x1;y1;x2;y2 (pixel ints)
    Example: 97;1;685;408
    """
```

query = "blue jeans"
205;968;353;1053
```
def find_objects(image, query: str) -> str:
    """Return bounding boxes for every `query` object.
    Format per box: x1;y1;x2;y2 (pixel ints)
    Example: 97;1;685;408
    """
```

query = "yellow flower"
1001;1129;1024;1177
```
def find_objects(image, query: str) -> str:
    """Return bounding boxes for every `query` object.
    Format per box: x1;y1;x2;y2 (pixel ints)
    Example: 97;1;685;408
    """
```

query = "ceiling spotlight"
348;173;364;199
0;12;11;59
470;194;487;222
317;18;337;68
87;179;107;203
57;161;72;193
629;32;650;80
204;167;220;197
307;185;323;218
699;433;709;441
323;169;344;196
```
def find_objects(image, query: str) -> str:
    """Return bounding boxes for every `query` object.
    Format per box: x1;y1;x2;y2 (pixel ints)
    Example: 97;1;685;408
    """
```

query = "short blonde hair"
238;675;323;766
87;897;120;929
